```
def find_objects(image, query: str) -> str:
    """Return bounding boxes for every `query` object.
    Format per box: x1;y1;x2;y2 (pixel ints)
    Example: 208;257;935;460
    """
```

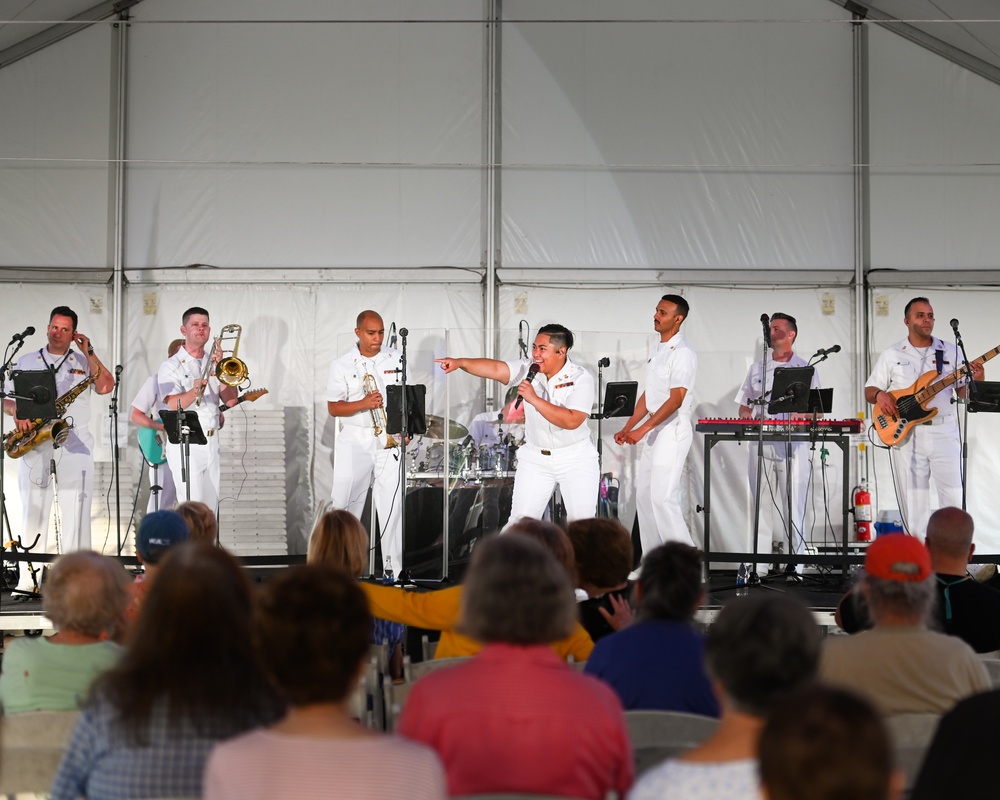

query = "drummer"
468;386;526;447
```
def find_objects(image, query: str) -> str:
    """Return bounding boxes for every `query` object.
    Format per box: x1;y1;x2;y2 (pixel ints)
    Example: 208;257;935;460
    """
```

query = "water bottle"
736;562;748;596
383;555;394;585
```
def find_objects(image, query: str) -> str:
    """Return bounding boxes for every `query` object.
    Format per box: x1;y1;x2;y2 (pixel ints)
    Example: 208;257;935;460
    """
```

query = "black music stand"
386;384;428;436
967;381;1000;413
11;370;57;421
159;408;206;503
601;381;638;419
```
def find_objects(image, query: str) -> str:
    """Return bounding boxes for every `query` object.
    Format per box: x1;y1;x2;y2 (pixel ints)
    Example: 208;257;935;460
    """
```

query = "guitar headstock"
242;388;269;403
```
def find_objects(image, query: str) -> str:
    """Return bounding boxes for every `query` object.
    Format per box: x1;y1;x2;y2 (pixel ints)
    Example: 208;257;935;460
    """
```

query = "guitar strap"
935;348;944;375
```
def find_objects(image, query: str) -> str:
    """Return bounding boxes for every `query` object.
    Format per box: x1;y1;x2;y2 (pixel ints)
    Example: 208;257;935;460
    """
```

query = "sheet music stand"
159;408;207;502
807;388;833;414
968;381;1000;413
601;381;638;419
11;370;57;421
768;366;815;415
387;384;428;436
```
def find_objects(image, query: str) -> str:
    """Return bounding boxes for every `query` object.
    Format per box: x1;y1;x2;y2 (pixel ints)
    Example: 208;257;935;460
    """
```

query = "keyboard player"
734;312;821;578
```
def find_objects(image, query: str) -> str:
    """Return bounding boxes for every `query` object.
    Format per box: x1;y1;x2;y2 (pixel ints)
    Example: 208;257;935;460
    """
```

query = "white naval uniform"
501;357;599;528
327;345;407;572
468;411;524;448
130;375;176;511
156;347;223;510
735;354;821;570
866;336;963;537
637;334;697;553
5;348;97;589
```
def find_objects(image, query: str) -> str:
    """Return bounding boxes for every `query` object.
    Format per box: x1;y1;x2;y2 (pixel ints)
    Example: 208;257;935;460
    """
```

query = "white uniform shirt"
645;333;697;424
156;346;222;432
735;353;822;420
866;337;962;419
7;347;95;449
327;345;406;430
503;357;594;450
130;375;158;414
469;411;525;447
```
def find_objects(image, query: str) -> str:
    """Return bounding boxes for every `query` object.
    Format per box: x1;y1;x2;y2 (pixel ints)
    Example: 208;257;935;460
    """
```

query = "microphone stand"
397;327;411;579
748;334;771;587
111;366;123;556
952;325;974;509
595;356;610;471
0;336;29;596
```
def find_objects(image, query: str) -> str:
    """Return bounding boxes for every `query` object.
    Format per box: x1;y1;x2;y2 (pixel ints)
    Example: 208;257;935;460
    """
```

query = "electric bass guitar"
137;387;269;465
872;347;999;447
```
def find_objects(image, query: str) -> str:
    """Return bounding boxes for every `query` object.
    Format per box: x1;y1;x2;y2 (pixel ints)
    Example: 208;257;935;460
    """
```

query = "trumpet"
363;371;399;449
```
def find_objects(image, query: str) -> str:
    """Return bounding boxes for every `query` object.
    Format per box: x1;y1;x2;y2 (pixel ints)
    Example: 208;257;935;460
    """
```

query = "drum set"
407;414;520;483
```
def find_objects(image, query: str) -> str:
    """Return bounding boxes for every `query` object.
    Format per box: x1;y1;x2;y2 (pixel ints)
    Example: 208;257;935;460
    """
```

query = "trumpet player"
156;307;236;511
326;310;409;575
2;306;114;600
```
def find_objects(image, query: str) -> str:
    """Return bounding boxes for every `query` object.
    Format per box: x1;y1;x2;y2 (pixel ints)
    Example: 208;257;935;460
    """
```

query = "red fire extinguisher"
854;482;872;542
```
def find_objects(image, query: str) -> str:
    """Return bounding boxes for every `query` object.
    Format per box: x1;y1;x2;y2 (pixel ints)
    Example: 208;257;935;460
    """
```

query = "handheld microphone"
598;356;611;368
11;326;35;343
115;364;124;379
399;327;408;338
950;318;960;333
514;363;540;410
761;314;771;347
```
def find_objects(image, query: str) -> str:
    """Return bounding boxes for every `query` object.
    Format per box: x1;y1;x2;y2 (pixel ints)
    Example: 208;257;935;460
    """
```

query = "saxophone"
3;365;102;459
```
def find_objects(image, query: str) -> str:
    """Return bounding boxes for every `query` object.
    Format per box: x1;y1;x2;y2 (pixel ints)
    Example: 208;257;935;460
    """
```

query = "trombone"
216;323;249;387
363;371;399;449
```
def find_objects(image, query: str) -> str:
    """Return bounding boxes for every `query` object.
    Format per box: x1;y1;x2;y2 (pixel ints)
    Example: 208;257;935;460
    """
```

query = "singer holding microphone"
865;297;984;538
735;312;821;577
615;295;697;554
1;306;114;600
436;324;599;529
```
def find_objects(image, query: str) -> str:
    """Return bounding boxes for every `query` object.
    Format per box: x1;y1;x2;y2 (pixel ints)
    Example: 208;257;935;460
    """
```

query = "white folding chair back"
0;710;81;795
624;710;719;776
885;712;941;790
979;656;1000;687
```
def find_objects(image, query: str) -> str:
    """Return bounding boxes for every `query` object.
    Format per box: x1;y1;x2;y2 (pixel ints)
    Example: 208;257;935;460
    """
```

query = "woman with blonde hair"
308;508;405;675
176;500;218;544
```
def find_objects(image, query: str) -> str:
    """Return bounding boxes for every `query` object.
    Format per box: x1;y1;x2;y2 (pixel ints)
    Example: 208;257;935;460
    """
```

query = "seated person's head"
924;506;975;561
636;542;703;623
136;509;189;565
706;594;820;717
253;565;371;706
862;533;935;625
567;518;633;593
43;550;130;639
505;517;577;585
175;501;218;545
760;684;899;800
307;508;368;577
459;533;576;646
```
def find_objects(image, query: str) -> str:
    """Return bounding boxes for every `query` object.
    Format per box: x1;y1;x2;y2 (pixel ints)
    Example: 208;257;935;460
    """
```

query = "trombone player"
156;307;236;511
325;310;408;576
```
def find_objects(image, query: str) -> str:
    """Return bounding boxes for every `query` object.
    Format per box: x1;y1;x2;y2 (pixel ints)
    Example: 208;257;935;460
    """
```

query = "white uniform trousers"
889;417;962;538
747;441;810;572
505;439;599;529
330;426;403;573
165;434;220;511
16;444;93;590
636;421;694;555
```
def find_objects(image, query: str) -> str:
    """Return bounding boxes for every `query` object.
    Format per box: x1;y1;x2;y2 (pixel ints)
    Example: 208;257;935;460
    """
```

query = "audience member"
568;517;635;642
308;508;405;678
119;509;189;639
585;542;718;716
50;543;282;800
759;684;903;800
629;593;821;800
910;689;1000;800
398;534;633;799
838;508;1000;653
203;565;445;800
821;533;989;714
176;500;219;544
0;551;128;714
361;517;593;661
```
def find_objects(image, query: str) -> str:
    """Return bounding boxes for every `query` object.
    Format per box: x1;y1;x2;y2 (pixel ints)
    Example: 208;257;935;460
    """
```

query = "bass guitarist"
865;297;984;538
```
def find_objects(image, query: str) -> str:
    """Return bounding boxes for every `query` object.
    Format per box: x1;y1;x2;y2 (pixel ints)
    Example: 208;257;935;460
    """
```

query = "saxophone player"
1;306;114;599
325;310;409;576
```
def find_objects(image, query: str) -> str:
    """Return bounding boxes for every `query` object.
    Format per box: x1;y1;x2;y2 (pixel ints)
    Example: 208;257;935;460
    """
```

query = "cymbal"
424;415;469;440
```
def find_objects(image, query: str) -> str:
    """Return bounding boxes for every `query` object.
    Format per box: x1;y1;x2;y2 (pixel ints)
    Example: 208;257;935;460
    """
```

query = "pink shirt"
398;643;634;799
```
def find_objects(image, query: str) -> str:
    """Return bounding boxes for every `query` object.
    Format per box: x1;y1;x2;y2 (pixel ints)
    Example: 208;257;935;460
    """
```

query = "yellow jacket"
361;583;594;662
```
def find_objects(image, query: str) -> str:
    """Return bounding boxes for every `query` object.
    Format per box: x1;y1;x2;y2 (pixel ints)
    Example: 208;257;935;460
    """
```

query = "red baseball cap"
865;533;932;582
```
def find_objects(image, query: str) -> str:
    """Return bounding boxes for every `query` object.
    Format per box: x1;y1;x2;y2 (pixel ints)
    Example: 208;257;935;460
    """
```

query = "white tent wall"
869;26;1000;270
